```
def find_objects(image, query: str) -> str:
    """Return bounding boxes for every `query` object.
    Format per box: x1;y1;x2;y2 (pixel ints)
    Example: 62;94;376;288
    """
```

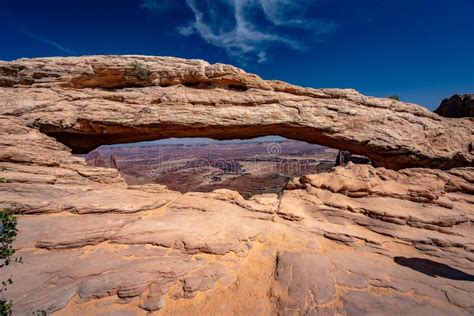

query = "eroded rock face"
1;56;473;169
0;56;473;315
435;94;474;118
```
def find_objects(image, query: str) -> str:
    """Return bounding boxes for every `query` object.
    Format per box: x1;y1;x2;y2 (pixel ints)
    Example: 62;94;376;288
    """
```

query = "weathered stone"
273;252;336;312
0;56;473;315
1;56;472;169
341;291;464;315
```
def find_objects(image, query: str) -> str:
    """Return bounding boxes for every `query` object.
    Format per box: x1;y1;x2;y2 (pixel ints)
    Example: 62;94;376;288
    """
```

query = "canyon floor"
83;139;338;198
0;56;473;315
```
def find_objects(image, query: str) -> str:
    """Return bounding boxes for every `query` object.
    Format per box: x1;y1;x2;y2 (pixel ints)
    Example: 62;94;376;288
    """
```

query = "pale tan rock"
0;56;473;315
273;251;337;311
1;56;472;169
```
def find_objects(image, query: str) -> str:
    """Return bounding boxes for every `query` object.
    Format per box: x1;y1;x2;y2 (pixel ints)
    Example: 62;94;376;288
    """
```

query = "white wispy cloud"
259;0;336;32
176;0;337;63
22;30;75;54
140;0;173;12
180;0;301;61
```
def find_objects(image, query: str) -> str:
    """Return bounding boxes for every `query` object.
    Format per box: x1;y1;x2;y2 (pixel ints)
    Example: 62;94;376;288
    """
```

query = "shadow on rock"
394;257;474;281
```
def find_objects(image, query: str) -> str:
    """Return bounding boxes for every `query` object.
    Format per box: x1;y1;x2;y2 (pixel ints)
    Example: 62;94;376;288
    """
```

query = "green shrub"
386;95;400;101
1;166;21;315
1;207;21;316
0;166;5;183
0;298;12;316
132;61;150;80
0;208;19;268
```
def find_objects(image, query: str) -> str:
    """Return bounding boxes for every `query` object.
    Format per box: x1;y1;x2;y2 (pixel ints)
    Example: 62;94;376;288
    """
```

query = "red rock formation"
109;154;118;169
0;56;472;169
85;151;106;168
0;56;473;315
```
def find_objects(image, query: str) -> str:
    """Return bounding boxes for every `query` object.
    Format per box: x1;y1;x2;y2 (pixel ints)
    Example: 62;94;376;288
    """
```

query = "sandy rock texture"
0;56;473;315
1;56;472;169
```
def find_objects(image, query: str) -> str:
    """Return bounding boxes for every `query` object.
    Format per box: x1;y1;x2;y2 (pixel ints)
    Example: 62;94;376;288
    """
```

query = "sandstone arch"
1;56;472;170
1;56;474;315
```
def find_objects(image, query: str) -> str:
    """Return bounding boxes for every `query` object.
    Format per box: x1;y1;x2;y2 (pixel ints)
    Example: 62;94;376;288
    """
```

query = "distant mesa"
435;94;474;118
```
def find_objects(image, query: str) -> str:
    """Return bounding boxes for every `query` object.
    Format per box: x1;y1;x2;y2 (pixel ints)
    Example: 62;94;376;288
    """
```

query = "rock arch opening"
81;136;367;199
1;55;471;171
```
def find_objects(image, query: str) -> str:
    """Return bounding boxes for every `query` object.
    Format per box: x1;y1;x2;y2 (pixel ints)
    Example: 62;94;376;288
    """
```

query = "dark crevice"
32;72;61;79
97;83;153;91
227;84;248;92
183;81;212;89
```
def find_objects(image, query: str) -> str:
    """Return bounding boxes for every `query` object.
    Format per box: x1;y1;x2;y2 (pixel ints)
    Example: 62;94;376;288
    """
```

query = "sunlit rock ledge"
0;56;473;315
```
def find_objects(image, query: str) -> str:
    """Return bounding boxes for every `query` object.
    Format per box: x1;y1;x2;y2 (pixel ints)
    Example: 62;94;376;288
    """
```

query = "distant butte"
435;94;474;118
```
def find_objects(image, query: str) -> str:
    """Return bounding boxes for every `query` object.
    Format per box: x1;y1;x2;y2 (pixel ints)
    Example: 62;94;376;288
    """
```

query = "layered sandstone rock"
1;56;472;169
0;56;473;315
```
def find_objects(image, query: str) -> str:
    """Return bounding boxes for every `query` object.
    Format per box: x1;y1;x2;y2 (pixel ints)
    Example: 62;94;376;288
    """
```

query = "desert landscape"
0;55;472;315
84;138;339;198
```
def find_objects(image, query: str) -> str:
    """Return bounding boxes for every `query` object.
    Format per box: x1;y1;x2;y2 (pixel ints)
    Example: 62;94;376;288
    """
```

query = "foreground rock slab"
1;115;473;315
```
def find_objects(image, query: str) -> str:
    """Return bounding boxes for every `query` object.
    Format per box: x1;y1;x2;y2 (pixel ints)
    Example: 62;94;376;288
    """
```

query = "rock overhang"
1;55;473;170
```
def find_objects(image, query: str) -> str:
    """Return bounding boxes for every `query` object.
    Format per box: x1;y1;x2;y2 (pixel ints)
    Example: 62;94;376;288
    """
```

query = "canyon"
0;56;473;315
83;139;339;198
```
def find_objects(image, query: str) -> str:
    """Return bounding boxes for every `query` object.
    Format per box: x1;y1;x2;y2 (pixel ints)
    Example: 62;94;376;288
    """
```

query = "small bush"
386;95;400;101
0;298;12;316
1;207;21;316
1;166;21;315
132;62;150;80
0;208;19;268
0;166;5;183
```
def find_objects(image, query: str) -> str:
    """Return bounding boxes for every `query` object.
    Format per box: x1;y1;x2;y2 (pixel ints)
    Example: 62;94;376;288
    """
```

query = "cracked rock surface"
1;56;472;169
0;56;473;315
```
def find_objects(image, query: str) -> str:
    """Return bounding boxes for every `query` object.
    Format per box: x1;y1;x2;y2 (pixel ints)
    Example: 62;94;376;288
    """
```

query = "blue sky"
1;0;473;110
